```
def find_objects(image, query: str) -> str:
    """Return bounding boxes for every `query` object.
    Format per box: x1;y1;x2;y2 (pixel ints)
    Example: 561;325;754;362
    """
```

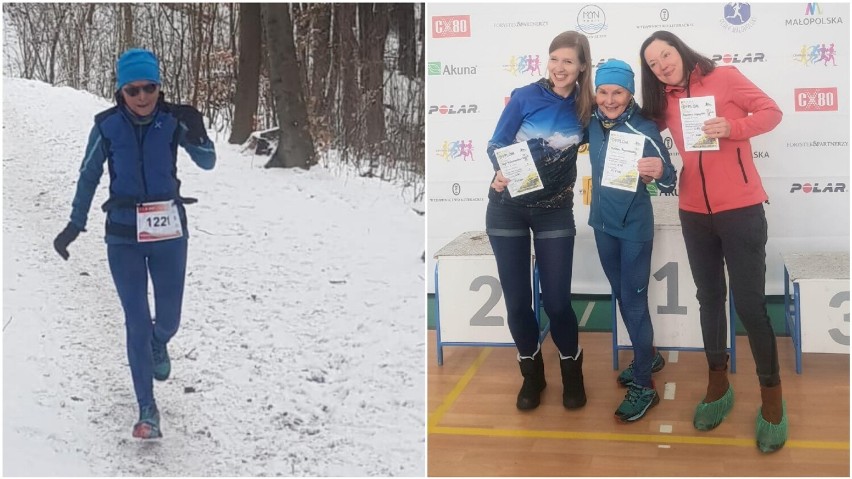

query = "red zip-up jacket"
661;65;782;214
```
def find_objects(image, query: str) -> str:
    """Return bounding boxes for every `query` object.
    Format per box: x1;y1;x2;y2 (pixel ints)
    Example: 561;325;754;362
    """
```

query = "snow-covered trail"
2;78;425;476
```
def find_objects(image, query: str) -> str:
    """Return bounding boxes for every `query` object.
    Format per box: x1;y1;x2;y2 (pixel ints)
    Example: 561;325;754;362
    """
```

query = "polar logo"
711;53;765;63
428;104;478;115
789;182;846;193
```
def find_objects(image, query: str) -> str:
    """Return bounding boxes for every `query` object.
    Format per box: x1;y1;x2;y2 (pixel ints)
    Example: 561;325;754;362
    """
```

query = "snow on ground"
2;77;425;476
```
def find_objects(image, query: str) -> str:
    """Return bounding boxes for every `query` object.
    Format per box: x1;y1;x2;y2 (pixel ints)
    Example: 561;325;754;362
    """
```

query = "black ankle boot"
516;352;546;410
560;349;587;409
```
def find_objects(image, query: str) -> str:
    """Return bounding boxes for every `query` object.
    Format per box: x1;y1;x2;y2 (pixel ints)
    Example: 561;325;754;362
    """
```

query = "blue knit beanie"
116;48;160;89
595;59;634;94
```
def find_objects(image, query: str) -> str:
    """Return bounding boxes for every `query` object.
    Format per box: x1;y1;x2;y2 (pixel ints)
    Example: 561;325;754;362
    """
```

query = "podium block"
783;252;850;373
433;231;540;365
613;197;735;371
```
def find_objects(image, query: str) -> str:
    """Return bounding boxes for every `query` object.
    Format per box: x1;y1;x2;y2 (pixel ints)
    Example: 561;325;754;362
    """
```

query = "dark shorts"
485;201;575;239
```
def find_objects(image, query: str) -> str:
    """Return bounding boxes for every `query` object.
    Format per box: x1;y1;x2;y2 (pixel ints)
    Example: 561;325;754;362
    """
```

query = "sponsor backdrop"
426;2;850;295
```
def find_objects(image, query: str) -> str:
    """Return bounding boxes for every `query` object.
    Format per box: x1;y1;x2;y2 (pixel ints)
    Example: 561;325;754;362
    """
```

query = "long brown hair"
638;30;716;121
548;31;594;127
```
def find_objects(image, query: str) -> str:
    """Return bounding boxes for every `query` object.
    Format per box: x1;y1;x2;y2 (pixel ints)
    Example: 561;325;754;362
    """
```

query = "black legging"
680;204;780;387
489;234;579;358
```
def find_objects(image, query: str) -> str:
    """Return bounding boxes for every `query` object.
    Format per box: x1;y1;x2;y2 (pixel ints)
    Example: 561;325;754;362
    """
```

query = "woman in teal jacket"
587;59;676;422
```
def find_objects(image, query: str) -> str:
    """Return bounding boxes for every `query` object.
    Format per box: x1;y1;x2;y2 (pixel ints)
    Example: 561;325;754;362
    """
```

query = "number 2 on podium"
469;275;505;326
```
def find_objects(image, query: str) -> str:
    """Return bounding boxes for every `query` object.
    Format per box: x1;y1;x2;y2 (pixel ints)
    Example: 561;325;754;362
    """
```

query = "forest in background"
3;3;424;198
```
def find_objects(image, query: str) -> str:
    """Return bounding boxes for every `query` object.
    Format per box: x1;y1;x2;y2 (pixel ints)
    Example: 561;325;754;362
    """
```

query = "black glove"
173;105;208;146
53;222;83;261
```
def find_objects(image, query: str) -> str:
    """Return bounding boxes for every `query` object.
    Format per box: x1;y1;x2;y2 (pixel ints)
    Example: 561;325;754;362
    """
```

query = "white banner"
427;2;850;294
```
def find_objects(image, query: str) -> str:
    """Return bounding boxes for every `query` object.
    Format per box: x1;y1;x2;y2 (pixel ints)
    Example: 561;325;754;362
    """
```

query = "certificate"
601;130;644;192
493;141;544;197
679;96;719;151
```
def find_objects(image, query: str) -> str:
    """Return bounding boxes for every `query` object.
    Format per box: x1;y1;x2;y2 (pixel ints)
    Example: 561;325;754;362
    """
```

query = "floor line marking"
668;350;679;363
428;348;492;429
579;302;595;327
428;425;850;450
663;382;676;400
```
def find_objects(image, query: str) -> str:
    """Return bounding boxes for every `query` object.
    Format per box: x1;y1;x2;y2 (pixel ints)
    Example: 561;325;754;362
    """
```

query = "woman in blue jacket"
488;31;594;411
52;48;216;439
587;59;676;422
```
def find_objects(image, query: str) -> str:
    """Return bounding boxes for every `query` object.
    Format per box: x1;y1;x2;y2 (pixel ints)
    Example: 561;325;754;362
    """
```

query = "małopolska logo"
432;15;471;38
720;3;757;33
793;43;838;66
790;182;846;193
436;140;475;161
575;5;608;36
428;104;479;115
794;88;839;111
503;54;542;76
711;52;765;64
428;61;478;76
785;3;845;26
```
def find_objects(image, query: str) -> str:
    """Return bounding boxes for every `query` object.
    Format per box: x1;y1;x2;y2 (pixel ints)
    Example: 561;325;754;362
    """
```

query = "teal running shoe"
132;404;162;439
152;339;171;381
617;350;665;387
615;382;660;423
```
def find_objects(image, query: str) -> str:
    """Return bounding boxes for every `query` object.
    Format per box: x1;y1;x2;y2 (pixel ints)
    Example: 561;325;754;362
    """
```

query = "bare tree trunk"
417;3;424;79
261;3;315;169
229;3;262;144
394;3;416;79
48;4;69;84
190;4;203;105
359;4;389;150
336;4;359;149
121;3;133;51
305;3;331;145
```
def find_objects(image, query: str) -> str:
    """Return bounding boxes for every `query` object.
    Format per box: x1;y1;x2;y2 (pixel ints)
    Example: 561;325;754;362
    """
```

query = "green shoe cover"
693;384;734;431
756;400;788;453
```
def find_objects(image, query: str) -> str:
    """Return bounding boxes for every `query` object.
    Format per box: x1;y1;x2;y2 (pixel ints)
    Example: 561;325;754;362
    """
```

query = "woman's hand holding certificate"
493;141;544;197
679;96;720;151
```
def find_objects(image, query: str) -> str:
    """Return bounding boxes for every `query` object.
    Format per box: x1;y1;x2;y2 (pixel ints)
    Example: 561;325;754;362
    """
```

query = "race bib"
136;201;183;242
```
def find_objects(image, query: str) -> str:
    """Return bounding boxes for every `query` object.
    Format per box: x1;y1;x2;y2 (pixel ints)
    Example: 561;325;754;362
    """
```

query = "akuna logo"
711;52;765;64
436;140;475;161
790;182;846;193
575;5;608;36
793;44;838;66
432;15;471;38
428;104;479;115
720;2;757;33
785;3;845;26
428;61;478;76
795;88;838;111
502;54;542;76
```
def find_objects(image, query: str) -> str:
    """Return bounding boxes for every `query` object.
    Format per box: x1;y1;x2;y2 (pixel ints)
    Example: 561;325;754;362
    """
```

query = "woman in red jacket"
639;31;786;453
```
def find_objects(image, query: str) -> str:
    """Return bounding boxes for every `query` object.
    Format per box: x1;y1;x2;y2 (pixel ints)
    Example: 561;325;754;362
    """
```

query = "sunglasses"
122;83;159;97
